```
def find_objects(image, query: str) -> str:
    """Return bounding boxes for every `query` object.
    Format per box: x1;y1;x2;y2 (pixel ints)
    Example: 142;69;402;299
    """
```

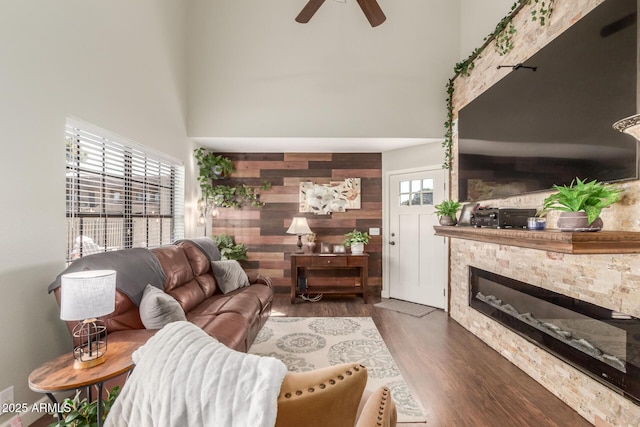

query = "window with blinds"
65;118;184;262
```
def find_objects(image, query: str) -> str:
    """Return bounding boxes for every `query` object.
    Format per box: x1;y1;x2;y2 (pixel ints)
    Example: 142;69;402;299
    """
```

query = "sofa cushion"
187;312;250;351
139;284;187;329
211;260;250;294
152;246;196;292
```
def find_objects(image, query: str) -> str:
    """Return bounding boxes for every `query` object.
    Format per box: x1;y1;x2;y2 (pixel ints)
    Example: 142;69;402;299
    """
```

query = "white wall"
0;0;529;423
186;0;461;140
0;1;193;423
459;0;516;60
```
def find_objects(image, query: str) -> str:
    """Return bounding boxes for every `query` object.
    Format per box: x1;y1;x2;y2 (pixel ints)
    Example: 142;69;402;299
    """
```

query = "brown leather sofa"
51;238;273;352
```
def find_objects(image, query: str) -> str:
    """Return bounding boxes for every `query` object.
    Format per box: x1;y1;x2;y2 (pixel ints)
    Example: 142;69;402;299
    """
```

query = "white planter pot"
350;242;365;255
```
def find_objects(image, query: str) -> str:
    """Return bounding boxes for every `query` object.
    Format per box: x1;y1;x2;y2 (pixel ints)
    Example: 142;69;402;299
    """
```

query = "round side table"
28;329;155;427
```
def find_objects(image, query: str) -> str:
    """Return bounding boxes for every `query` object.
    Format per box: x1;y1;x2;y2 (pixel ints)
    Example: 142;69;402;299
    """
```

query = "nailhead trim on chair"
374;387;391;426
280;365;363;399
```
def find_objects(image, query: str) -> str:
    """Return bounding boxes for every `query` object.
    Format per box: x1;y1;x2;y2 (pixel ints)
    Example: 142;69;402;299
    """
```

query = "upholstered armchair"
105;321;396;427
276;363;397;427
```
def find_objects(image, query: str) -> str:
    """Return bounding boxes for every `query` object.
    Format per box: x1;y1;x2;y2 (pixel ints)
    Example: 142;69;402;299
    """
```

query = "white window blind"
65;118;184;262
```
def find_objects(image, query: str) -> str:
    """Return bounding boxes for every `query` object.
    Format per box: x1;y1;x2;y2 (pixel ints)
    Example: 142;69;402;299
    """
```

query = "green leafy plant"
48;386;120;427
494;21;517;56
343;229;370;247
442;78;455;170
434;200;462;219
530;0;554;26
194;148;271;209
210;182;271;209
194;147;235;180
213;234;248;261
541;178;623;225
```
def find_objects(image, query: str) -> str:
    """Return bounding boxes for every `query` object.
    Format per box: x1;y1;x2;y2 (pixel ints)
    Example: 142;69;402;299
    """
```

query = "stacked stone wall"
450;1;640;424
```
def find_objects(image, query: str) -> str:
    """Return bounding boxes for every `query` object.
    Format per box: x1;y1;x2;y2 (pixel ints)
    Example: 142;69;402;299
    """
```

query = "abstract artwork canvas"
299;178;361;214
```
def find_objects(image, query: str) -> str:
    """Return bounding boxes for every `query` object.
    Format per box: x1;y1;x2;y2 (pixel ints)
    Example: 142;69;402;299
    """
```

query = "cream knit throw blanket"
105;321;287;427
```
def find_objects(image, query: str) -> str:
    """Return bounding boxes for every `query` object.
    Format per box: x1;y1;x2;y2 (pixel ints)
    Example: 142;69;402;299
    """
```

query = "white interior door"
388;168;446;308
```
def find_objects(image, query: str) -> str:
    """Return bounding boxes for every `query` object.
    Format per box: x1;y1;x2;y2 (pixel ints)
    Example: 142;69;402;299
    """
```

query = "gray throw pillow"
211;260;250;294
139;284;187;329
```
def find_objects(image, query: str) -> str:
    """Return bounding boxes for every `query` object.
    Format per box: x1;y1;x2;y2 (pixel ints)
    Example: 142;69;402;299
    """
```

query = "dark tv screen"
458;0;638;202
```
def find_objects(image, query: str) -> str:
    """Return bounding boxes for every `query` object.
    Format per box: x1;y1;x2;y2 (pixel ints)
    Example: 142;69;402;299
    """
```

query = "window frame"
65;117;184;262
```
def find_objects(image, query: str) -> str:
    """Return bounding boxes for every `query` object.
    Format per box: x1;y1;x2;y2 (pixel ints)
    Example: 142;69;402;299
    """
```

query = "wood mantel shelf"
433;226;640;254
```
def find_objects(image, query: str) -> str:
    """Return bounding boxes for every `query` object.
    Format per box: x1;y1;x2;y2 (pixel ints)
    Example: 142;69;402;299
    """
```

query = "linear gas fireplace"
469;267;640;405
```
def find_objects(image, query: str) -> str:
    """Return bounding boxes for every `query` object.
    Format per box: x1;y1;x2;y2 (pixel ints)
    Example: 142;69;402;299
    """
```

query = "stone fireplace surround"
448;234;640;425
449;1;640;424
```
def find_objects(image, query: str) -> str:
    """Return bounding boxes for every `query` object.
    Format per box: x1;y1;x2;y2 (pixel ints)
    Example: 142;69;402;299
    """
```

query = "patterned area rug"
248;317;426;423
375;298;438;317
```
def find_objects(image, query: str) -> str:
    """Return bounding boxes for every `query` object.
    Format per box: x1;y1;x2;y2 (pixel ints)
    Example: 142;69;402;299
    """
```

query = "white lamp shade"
60;270;117;321
286;217;312;235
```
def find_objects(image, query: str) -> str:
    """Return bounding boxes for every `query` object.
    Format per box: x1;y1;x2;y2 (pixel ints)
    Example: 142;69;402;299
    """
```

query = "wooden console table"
290;253;369;304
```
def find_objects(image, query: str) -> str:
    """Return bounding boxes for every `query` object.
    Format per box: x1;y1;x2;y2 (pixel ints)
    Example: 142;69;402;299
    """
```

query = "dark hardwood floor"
32;294;591;427
273;294;592;427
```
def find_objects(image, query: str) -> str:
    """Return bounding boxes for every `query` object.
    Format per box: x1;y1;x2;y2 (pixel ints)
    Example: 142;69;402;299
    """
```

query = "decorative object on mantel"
344;229;370;255
527;216;546;230
287;216;313;253
434;199;462;226
541;178;623;232
299;178;361;215
457;203;479;226
613;113;640;140
320;242;332;254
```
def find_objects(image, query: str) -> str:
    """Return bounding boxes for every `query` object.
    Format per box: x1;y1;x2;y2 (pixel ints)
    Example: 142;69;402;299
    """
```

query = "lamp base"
73;352;106;370
71;319;108;370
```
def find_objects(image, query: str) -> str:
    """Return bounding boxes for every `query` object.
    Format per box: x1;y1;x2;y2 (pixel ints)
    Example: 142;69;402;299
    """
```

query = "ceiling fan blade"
295;0;326;23
356;0;386;27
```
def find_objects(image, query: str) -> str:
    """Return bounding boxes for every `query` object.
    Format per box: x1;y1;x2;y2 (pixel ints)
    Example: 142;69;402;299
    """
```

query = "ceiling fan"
295;0;386;27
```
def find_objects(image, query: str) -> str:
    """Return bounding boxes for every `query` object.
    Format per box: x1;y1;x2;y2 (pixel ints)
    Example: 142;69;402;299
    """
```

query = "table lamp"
286;216;312;253
60;270;116;369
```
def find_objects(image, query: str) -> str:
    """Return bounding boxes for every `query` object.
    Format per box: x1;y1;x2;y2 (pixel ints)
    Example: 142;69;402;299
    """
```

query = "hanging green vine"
442;78;455;170
194;148;271;209
442;0;553;169
530;0;554;26
494;22;517;56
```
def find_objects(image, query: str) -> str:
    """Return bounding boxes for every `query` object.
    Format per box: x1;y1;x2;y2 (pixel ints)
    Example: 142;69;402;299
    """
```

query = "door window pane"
399;178;434;207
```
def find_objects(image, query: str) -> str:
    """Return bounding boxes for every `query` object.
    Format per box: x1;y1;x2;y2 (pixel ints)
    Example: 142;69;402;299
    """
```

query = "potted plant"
434;200;462;226
541;177;623;231
194;148;272;209
194;147;235;180
212;234;248;260
343;229;370;255
48;386;120;427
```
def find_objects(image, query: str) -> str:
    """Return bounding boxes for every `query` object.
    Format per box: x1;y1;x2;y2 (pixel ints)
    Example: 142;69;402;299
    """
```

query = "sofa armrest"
276;363;367;427
248;272;273;289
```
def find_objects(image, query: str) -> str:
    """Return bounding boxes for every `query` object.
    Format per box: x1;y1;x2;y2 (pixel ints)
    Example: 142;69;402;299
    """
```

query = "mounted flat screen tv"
458;0;639;202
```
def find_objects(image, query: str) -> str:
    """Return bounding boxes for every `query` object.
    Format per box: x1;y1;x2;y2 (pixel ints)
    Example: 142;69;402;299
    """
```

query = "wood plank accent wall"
209;153;382;295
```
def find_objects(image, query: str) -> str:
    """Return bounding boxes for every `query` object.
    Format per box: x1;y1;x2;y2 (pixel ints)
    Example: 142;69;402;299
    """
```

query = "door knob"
389;241;396;245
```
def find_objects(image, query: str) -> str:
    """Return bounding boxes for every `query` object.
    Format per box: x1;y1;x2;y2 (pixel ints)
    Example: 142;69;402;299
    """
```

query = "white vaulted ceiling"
186;0;513;152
